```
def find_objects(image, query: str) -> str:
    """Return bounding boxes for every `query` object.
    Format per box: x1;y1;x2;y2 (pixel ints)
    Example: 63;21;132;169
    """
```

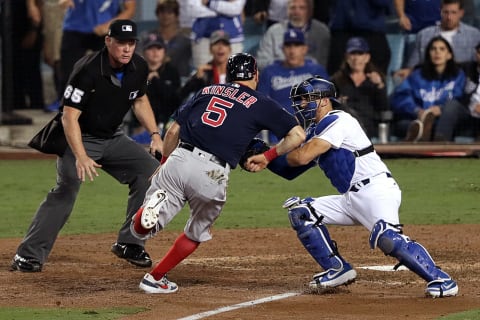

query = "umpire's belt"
179;142;227;167
349;172;392;192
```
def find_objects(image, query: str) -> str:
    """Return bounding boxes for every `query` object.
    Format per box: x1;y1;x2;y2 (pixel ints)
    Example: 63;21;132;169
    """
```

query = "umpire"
11;19;162;272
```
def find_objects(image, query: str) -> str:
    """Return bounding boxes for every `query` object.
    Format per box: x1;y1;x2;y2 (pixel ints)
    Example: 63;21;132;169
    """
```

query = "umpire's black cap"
108;19;138;41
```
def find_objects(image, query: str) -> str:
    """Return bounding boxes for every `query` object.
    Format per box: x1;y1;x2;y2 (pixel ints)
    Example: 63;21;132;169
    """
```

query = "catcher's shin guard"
287;203;347;271
369;219;453;283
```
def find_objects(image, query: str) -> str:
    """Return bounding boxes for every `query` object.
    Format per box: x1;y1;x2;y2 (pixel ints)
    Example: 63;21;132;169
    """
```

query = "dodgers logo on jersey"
129;90;139;100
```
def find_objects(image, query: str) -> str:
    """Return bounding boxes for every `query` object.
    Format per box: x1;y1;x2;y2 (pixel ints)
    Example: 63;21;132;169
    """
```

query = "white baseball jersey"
307;110;401;231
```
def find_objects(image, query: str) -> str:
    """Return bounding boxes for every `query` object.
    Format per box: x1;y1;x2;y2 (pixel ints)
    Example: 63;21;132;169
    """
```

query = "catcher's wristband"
263;147;279;162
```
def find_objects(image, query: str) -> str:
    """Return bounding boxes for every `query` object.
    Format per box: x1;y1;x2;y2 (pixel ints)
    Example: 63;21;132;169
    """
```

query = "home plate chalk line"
358;265;409;271
176;265;406;320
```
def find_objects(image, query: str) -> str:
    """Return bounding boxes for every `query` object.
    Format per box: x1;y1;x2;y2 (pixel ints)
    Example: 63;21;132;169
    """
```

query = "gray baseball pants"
16;131;159;264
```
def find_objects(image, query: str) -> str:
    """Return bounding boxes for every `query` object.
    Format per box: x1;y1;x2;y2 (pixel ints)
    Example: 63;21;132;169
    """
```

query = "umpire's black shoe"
111;242;152;267
11;254;42;272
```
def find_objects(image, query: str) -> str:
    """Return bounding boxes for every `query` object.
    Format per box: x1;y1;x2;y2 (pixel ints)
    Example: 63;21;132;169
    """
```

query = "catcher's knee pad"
287;203;346;271
369;219;452;282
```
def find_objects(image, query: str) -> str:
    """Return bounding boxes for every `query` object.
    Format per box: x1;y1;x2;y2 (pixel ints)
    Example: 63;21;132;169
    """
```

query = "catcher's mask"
290;81;320;129
290;77;339;128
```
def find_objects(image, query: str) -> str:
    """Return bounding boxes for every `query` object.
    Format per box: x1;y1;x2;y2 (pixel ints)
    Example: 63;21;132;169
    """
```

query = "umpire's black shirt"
62;47;149;138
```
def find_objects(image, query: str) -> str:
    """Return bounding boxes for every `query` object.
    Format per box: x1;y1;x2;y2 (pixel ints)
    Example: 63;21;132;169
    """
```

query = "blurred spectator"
453;42;480;141
330;37;390;140
312;0;335;25
391;36;465;142
131;33;182;144
393;0;441;67
177;0;199;36
252;0;288;30
57;0;136;112
41;0;66;112
11;0;44;111
189;0;245;68
327;0;393;76
256;0;330;70
179;30;232;101
258;28;328;143
139;0;192;79
461;0;478;27
395;0;480;81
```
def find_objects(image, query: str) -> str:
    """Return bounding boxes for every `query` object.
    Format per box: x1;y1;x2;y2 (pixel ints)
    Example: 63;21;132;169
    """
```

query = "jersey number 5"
201;96;234;127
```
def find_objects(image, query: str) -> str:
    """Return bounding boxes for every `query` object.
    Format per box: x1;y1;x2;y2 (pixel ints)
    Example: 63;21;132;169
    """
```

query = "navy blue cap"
345;37;370;53
283;29;305;45
142;32;165;49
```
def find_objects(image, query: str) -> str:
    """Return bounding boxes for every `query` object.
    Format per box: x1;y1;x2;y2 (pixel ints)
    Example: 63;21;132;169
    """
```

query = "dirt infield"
1;225;479;319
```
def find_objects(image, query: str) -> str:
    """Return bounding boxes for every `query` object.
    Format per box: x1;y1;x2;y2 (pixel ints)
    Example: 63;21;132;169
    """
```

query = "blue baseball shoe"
425;278;458;298
309;263;357;289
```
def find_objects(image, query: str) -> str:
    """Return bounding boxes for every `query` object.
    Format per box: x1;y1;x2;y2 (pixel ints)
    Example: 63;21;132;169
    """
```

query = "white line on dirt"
176;292;301;320
358;265;409;271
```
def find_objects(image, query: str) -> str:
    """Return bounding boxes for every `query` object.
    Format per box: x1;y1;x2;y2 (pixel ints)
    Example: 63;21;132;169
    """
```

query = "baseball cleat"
309;263;357;289
111;243;152;267
425;278;458;298
142;190;168;229
139;273;178;294
11;254;42;272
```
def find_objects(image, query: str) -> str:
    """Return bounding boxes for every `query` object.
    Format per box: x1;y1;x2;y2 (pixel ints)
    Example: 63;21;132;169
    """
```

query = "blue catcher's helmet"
289;77;339;128
226;53;257;82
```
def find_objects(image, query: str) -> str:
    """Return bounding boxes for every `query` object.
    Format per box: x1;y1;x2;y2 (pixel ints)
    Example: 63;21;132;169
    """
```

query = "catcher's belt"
349;172;393;192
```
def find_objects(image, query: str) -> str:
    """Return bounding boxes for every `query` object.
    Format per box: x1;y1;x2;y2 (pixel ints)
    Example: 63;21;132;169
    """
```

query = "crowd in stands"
4;0;480;143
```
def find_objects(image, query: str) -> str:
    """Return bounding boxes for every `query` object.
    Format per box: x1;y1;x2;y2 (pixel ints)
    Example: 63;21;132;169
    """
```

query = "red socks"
132;207;151;235
150;232;200;280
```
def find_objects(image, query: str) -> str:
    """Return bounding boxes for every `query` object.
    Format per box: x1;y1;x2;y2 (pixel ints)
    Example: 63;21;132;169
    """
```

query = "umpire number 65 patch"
64;85;85;103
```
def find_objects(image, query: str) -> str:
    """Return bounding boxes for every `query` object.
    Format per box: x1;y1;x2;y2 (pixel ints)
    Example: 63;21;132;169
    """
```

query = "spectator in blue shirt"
391;36;465;142
55;0;136;112
327;0;393;75
258;28;328;143
393;0;441;67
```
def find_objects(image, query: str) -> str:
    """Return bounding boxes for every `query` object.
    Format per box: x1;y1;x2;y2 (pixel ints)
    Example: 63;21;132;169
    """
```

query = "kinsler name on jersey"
201;85;258;108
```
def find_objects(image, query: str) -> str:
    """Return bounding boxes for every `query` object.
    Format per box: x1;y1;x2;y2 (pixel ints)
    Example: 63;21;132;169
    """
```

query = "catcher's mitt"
239;138;269;171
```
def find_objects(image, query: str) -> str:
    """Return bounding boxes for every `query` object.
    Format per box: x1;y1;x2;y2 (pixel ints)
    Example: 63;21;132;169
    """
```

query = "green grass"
0;158;479;319
0;307;145;319
0;158;479;238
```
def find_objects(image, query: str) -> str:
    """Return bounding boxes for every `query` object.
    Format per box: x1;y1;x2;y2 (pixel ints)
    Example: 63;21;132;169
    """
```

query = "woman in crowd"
391;36;465;142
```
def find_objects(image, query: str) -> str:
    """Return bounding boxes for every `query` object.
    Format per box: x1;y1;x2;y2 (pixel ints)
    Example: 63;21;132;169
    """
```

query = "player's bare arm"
287;137;331;166
62;106;101;182
132;94;164;156
246;125;305;172
162;121;181;159
275;125;306;156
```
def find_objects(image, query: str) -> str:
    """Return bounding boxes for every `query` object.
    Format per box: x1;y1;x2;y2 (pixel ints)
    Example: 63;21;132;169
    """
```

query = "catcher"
244;77;458;298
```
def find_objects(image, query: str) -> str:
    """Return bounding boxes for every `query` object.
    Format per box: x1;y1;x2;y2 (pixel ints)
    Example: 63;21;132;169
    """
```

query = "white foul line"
177;292;301;320
358;265;409;272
